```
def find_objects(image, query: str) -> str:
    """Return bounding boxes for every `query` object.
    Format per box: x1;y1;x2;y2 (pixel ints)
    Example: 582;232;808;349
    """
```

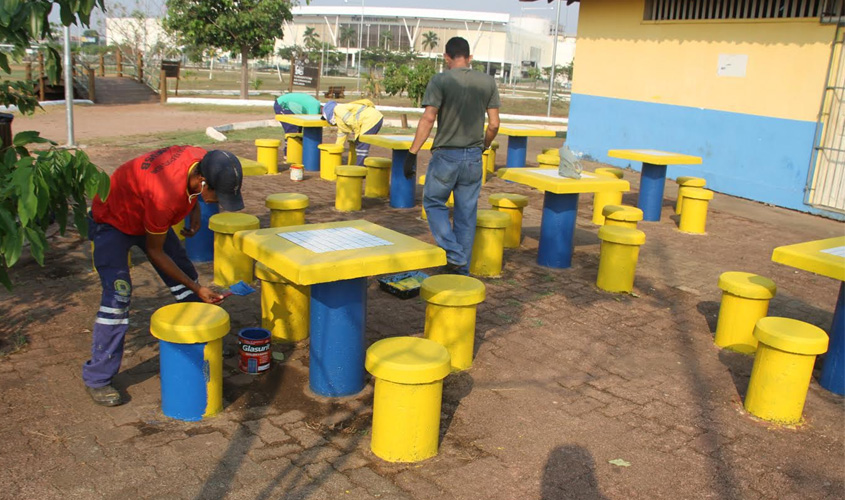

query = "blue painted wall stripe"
567;93;820;214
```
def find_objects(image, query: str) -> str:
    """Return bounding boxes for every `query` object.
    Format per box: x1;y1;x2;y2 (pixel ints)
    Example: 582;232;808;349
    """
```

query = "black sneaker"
444;263;469;276
86;384;123;407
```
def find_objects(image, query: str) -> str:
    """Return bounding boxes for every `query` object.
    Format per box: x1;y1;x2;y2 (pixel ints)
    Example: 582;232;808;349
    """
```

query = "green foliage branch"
0;0;111;290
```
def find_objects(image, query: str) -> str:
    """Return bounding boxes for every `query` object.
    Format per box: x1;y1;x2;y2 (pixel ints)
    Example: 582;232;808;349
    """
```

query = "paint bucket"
290;163;304;182
238;327;271;374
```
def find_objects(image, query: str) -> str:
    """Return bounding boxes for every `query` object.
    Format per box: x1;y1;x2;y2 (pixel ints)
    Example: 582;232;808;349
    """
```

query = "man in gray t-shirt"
405;37;500;275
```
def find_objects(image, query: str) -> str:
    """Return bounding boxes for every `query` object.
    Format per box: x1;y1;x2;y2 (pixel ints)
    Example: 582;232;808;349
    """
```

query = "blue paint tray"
377;271;429;299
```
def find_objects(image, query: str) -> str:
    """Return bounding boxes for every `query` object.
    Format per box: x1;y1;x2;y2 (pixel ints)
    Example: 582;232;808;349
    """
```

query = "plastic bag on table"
557;144;583;179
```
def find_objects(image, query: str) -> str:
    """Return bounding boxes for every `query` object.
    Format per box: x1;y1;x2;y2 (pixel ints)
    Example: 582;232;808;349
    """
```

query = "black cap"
199;150;244;211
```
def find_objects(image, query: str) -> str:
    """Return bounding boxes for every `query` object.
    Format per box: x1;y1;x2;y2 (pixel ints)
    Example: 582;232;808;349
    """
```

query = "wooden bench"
324;86;346;99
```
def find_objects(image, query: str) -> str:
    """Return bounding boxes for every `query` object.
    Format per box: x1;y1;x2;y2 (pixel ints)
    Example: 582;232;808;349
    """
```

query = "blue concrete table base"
637;162;668;222
309;277;368;397
185;197;218;263
302;127;323;172
537;192;579;269
820;282;845;395
505;136;528;168
159;339;221;421
390;149;415;208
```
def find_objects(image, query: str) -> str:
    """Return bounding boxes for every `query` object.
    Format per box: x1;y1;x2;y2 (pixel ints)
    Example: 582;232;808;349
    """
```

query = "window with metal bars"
643;0;845;21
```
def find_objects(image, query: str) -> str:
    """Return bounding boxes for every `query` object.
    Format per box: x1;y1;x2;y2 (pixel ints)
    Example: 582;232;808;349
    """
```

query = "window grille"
643;0;845;21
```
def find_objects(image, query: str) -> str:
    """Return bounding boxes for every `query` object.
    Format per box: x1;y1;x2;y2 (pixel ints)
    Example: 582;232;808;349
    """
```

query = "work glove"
403;152;417;179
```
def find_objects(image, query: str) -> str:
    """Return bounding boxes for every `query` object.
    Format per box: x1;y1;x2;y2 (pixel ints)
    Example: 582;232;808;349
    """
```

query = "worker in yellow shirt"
322;99;384;165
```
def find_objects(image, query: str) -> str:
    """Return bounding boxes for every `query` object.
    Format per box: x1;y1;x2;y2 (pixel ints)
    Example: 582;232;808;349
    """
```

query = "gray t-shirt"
421;67;500;150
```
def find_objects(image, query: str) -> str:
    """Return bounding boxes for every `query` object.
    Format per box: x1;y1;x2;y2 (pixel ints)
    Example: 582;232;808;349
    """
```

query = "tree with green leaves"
163;0;296;99
407;60;435;107
303;27;320;51
0;0;111;290
421;31;438;58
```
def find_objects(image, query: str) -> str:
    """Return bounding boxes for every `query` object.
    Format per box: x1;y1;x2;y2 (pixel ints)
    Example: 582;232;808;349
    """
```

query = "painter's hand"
181;217;201;238
403;152;417;179
197;285;223;304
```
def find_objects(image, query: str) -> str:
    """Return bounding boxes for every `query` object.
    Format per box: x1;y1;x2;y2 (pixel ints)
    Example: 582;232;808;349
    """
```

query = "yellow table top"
497;168;630;195
357;135;434;150
234;219;446;286
772;236;845;282
497;124;557;138
274;114;330;127
607;149;702;165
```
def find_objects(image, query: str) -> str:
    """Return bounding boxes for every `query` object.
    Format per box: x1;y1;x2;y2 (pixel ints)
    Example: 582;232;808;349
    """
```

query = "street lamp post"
547;0;562;117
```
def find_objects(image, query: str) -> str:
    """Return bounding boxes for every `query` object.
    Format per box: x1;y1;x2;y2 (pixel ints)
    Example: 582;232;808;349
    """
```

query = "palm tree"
303;27;320;51
339;26;356;71
380;31;393;51
421;31;439;59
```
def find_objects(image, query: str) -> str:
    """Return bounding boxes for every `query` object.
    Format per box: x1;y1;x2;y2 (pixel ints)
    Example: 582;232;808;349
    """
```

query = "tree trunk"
240;46;249;100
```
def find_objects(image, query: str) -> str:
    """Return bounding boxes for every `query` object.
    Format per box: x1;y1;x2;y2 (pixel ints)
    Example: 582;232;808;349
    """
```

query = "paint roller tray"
377;271;429;299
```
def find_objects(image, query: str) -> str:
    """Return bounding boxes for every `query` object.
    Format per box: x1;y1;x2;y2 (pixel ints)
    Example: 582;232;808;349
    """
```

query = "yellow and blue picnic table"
234;219;446;397
772;236;845;395
357;135;434;208
497;168;629;268
498;124;557;168
275;114;330;172
607;149;702;222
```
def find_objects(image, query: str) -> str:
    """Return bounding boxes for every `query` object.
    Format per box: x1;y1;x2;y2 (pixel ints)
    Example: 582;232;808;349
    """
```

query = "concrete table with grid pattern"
357;135;434;209
498;124;557;168
607;149;702;222
772;236;845;395
235;220;446;397
497;168;630;269
275;114;330;172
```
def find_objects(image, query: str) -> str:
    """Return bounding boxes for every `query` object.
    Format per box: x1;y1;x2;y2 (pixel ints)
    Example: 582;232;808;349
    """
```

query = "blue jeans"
423;147;484;274
83;218;200;388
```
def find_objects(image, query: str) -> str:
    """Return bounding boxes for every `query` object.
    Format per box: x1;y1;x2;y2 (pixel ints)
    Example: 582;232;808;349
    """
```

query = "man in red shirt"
84;146;244;406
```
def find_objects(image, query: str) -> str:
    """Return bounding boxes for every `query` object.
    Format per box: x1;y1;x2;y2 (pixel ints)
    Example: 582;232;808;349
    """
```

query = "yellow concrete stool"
150;303;230;421
318;143;343;181
675;176;706;214
419;174;453;220
469;209;511;277
255;262;310;343
591;168;625;225
285;133;303;164
744;317;829;424
421;274;486;371
208;213;260;287
596;225;646;293
255;138;281;175
238;156;267;177
364;157;391;199
595;167;624;179
678;187;715;234
537;153;559;169
487;141;499;173
365;336;451;463
335;165;367;211
489;193;529;248
265;193;309;228
602;204;643;229
481;149;492;184
346;138;357;165
714;272;777;354
542;147;560;156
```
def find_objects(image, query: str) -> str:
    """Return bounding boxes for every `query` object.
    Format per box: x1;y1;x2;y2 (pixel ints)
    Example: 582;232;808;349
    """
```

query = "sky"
84;0;580;35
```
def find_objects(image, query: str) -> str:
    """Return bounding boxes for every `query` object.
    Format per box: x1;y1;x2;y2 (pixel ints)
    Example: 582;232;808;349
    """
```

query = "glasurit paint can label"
238;328;271;374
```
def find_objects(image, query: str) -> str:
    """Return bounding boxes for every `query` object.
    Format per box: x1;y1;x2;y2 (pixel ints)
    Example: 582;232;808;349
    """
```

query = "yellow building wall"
574;0;836;122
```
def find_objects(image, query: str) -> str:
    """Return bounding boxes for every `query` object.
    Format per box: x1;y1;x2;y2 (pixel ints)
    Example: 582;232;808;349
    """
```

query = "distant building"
281;5;575;81
567;0;845;218
105;17;177;52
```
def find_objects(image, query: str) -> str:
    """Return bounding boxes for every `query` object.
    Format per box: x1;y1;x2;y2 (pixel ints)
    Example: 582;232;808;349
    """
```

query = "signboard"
161;60;181;78
289;57;321;97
